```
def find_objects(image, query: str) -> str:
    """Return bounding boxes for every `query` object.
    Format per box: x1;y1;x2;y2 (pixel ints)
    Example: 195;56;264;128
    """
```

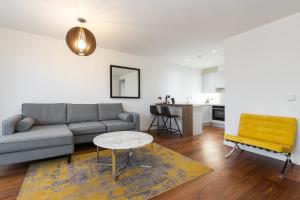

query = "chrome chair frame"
224;141;294;177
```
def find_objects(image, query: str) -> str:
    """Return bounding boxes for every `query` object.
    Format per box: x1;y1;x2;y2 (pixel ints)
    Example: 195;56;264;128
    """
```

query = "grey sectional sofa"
0;103;140;165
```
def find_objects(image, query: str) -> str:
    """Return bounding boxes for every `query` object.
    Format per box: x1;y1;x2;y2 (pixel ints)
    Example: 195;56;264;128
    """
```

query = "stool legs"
164;116;182;137
160;116;168;132
173;117;183;137
169;118;172;133
148;115;168;133
147;115;157;133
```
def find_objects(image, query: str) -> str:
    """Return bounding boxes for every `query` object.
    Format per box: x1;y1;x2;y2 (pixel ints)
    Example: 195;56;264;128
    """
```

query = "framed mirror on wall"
110;65;140;98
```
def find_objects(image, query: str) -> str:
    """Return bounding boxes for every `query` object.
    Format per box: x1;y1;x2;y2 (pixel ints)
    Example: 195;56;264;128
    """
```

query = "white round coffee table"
93;131;154;180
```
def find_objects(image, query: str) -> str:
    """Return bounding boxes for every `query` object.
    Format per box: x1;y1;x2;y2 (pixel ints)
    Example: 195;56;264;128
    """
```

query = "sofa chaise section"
0;103;73;165
0;125;73;154
0;125;73;165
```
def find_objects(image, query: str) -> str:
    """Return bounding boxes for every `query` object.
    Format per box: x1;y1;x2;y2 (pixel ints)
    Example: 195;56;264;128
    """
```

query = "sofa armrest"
125;111;140;131
2;114;22;136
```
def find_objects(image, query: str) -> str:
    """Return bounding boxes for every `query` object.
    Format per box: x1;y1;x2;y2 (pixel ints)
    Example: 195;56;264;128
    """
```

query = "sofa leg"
67;154;72;163
279;154;291;178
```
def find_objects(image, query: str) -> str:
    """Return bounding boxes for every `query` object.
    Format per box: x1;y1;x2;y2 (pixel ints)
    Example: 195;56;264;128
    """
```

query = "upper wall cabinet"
215;71;225;89
202;70;216;93
202;67;225;93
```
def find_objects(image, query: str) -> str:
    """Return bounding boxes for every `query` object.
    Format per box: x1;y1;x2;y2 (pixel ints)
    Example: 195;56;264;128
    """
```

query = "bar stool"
147;105;168;133
160;106;183;137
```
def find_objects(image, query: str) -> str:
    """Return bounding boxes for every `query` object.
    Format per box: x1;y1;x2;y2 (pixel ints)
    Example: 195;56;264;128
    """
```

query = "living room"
1;1;300;199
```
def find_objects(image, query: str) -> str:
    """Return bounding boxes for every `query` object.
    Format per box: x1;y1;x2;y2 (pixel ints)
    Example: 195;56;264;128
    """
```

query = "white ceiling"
0;0;300;68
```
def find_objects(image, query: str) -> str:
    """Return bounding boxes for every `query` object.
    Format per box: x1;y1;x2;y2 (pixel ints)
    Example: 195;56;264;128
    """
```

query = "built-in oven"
212;105;225;121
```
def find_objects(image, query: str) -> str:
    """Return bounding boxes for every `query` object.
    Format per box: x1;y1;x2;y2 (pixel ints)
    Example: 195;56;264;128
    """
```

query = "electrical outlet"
286;94;296;101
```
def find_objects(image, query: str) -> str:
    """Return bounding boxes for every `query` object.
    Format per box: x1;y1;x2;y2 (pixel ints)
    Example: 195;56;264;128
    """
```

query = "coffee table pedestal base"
96;147;152;181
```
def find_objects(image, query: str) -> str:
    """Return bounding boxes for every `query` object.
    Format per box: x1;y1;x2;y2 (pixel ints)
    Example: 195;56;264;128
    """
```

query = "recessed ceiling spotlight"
185;58;189;62
212;50;216;54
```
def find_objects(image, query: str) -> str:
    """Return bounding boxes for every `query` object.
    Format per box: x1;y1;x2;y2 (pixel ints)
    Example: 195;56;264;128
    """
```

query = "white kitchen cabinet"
215;71;225;89
202;71;216;93
202;105;212;124
202;68;225;92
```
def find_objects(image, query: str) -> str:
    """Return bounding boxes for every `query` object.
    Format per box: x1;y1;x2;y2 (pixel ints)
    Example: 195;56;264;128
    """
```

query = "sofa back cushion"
22;103;67;125
98;103;124;120
67;104;99;123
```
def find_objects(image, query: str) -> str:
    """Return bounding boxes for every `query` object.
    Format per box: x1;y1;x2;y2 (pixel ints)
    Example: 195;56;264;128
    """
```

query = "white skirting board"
203;122;224;128
223;140;300;165
211;123;224;128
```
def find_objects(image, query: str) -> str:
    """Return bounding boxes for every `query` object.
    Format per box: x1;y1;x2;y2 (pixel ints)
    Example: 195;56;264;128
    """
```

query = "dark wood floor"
1;126;300;200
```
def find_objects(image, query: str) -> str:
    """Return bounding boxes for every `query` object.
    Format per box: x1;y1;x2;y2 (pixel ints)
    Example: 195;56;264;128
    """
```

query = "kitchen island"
156;103;203;137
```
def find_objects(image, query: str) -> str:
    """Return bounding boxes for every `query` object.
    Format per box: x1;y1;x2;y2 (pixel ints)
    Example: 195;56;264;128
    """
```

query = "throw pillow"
118;113;133;122
16;117;35;132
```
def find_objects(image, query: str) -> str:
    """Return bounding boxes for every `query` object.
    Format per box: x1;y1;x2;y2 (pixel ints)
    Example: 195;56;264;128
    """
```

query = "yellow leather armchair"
224;113;297;176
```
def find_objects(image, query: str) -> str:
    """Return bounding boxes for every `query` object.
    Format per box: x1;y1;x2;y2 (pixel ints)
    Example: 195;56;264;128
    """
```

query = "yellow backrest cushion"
238;113;297;147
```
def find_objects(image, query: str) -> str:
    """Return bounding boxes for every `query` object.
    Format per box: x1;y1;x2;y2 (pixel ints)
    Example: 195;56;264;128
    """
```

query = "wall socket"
286;94;296;101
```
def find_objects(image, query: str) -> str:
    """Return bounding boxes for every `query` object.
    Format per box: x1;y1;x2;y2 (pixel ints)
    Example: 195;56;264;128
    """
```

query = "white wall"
0;27;202;133
225;12;300;164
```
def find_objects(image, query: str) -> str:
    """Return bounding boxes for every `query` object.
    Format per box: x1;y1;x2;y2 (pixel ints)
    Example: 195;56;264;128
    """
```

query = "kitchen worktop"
156;103;202;107
201;103;225;106
156;103;224;107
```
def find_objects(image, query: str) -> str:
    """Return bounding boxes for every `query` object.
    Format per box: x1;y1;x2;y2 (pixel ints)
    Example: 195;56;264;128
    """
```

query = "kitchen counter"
156;103;224;106
201;104;225;106
156;103;201;107
156;103;203;137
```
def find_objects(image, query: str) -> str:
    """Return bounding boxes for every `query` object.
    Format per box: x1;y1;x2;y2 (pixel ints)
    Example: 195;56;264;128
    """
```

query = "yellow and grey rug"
17;143;212;200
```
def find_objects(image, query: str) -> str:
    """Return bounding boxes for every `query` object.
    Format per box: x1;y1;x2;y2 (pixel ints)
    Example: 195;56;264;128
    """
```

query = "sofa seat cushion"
0;125;73;154
69;122;106;136
101;120;135;132
224;134;292;153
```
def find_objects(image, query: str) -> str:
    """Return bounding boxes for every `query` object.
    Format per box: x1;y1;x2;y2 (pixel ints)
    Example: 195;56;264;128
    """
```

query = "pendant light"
66;18;96;56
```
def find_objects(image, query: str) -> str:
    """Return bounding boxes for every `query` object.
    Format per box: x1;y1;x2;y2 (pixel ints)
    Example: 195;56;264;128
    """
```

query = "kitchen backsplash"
200;91;224;105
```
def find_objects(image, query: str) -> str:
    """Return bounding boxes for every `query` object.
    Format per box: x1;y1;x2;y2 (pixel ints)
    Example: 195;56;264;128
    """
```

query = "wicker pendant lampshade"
66;18;96;56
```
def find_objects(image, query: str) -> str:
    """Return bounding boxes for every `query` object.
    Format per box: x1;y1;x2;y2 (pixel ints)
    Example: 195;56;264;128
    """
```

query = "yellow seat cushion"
224;134;292;153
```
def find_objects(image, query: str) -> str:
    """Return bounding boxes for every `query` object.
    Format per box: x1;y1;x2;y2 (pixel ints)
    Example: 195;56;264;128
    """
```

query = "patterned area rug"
17;143;212;200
